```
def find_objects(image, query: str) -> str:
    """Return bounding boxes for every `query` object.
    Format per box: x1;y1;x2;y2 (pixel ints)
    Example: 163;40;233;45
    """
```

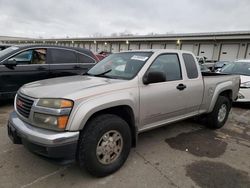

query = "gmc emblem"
16;100;24;107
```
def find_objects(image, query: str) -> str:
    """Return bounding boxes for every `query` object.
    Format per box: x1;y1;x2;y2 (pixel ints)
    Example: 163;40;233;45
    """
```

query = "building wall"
3;32;250;62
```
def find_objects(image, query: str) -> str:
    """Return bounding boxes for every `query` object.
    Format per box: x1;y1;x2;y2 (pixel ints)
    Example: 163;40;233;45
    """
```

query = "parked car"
8;50;240;177
0;44;11;51
220;60;250;102
0;45;98;99
214;61;232;72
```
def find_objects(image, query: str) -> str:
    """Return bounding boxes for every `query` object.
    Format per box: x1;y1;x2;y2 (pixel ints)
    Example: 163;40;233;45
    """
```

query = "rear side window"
50;49;77;64
78;53;95;63
183;53;198;79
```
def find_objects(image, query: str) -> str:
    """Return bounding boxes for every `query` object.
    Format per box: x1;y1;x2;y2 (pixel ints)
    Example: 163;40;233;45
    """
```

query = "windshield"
0;46;19;58
87;52;153;80
221;62;250;76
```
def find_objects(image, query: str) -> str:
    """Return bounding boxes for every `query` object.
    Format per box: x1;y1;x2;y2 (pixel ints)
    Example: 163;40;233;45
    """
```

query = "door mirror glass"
143;71;166;85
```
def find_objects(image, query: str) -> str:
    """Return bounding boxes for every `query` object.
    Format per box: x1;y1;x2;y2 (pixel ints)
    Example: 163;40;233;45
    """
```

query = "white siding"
219;44;240;61
165;44;176;49
245;44;250;59
129;43;139;50
111;43;119;52
103;44;111;52
90;43;96;52
79;43;84;48
120;44;128;51
140;43;150;49
181;44;194;53
97;43;104;52
152;43;165;49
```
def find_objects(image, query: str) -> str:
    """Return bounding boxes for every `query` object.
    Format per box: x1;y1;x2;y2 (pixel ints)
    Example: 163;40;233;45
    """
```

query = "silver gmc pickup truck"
7;49;240;177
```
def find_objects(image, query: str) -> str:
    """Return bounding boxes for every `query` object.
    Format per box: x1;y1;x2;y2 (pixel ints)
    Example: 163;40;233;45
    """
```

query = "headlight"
37;99;73;109
34;113;69;130
35;98;73;130
240;81;250;88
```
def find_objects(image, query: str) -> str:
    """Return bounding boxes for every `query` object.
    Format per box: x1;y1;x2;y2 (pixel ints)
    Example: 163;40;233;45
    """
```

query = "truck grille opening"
16;94;34;118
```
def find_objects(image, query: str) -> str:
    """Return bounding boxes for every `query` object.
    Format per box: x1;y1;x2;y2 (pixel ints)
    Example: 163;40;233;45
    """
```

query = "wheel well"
84;105;137;147
219;90;232;101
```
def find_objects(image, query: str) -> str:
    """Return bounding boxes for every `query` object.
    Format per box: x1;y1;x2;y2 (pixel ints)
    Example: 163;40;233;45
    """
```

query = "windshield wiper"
93;69;112;76
84;69;113;78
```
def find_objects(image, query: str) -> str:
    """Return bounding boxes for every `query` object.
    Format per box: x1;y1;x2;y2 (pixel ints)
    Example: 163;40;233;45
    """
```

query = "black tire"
77;114;131;177
205;96;231;129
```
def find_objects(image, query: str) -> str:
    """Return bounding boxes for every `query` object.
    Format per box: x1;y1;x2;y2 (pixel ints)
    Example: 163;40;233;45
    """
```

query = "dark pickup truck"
0;45;98;99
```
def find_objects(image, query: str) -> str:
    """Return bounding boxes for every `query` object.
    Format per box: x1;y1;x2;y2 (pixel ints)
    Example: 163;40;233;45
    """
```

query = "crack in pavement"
134;150;179;188
20;165;70;188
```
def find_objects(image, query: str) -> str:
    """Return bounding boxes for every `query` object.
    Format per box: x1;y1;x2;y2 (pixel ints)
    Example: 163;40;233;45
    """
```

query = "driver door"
139;53;187;131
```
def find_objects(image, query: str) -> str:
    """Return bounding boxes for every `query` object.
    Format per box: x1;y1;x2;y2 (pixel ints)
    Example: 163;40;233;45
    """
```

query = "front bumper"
7;111;80;159
237;88;250;102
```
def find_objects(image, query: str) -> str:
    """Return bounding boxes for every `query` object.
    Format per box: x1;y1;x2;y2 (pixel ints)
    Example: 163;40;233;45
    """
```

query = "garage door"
165;44;176;49
84;43;90;50
219;44;240;61
129;43;139;50
152;43;165;49
79;43;84;48
245;44;250;59
199;44;214;60
90;43;96;52
110;43;119;52
103;44;111;52
120;44;128;51
181;44;194;53
140;43;150;49
97;43;104;52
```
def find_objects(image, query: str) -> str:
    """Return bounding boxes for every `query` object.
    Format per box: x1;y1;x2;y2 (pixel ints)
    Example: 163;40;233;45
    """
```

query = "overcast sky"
0;0;250;38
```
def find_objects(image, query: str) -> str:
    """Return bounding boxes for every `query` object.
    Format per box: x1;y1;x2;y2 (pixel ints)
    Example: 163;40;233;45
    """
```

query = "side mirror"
3;59;17;66
143;71;166;85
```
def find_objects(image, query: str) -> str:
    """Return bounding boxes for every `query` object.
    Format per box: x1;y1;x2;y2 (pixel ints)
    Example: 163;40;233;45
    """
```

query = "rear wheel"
205;96;231;129
77;114;131;177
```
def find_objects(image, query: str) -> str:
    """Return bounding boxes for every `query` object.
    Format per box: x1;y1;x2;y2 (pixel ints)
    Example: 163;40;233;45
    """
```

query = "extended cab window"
50;49;77;64
78;53;95;63
9;49;47;64
148;54;182;81
183;53;198;79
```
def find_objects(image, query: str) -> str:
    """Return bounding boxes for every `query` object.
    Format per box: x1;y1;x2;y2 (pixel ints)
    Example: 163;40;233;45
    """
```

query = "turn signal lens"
57;116;69;129
60;100;73;108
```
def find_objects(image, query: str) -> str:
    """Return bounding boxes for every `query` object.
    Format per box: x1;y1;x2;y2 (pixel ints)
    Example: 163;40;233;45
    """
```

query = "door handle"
176;84;187;90
37;66;46;70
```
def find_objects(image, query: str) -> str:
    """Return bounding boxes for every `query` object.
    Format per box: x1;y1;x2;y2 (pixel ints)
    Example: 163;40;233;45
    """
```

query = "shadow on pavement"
232;102;250;109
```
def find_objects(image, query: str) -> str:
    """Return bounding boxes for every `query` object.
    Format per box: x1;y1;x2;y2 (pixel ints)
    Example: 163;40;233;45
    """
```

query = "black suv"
0;45;98;99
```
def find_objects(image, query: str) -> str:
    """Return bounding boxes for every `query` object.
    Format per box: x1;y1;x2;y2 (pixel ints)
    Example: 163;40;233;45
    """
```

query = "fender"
208;81;233;112
67;91;138;131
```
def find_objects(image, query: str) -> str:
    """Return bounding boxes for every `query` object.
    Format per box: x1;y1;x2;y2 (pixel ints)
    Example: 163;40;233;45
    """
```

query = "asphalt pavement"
0;100;249;188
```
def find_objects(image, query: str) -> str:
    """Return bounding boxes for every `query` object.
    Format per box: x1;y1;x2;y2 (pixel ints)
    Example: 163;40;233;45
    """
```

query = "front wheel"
77;114;131;177
205;96;231;129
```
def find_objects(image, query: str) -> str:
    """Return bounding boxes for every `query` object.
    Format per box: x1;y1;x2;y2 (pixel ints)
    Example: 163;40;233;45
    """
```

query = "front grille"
16;94;34;118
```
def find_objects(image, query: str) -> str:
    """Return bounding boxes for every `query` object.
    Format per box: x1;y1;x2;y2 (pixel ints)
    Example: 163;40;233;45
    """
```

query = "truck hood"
20;75;125;99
